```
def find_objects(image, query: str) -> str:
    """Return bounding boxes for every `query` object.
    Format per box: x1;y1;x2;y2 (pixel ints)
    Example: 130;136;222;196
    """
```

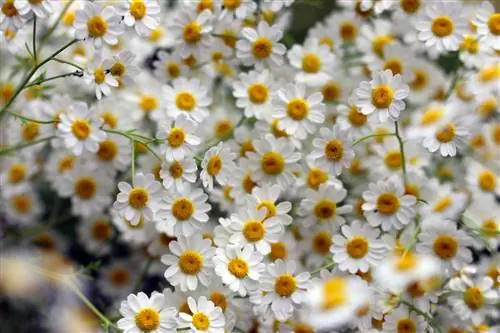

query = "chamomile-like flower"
354;69;410;123
383;305;428;333
465;159;499;196
117;0;160;37
104;50;140;88
4;190;42;225
0;0;24;32
89;133;131;176
273;82;325;139
162;234;215;292
172;8;214;58
232;69;275;121
421;116;470;157
160;157;198;192
201;142;236;191
247;184;292;228
177;296;226;333
473;1;500;51
15;0;53;19
156;114;201;161
113;173;163;226
217;0;256;19
153;49;188;82
77;215;114;256
164;77;212;123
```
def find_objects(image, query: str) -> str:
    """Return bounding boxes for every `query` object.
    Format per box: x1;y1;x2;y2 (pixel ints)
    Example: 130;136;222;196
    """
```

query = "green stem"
102;128;162;163
131;139;136;185
52;58;84;71
133;257;153;292
0;39;80;118
24;70;83;88
32;17;37;64
6;109;58;124
310;261;335;275
402;224;421;257
417;198;429;204
399;300;443;333
0;135;55;156
351;132;396;146
445;69;461;100
394;121;408;186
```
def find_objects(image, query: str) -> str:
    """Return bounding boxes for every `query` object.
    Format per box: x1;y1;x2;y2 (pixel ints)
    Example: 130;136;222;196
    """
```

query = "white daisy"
421;115;470;157
111;208;156;246
473;1;500;51
213;244;264;297
118;292;178;333
383;305;428;333
331;220;388;274
162;234;215;292
117;0;160;37
15;0;53;19
0;155;37;195
153;49;188;82
463;193;500;250
307;125;354;176
200;142;236;191
160;157;198;192
172;8;214;58
236;21;287;69
4;190;42;225
156;114;201;161
465;159;499;196
156;185;211;237
113;173;163;226
77;215;114;256
0;0;24;32
104;50;141;88
362;176;417;231
89;133;131;177
421;184;468;220
164;77;212;123
247;184;292;228
217;0;256;19
56;102;107;156
273;82;325;139
232;69;275;121
354;69;410;123
98;260;136;299
336;98;370;139
177;296;226;333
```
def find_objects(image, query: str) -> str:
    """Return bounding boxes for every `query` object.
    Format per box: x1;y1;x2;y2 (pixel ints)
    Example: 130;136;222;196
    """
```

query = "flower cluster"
0;1;499;333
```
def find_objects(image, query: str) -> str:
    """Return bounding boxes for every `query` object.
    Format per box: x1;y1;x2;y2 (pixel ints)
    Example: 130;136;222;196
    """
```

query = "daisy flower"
177;296;226;333
421;184;468;220
357;20;396;62
213;244;264;297
447;275;500;325
89;133;131;176
4;190;42;225
362;176;417;231
463;194;500;250
172;8;213;58
161;234;215;292
302;223;336;269
113;173;163;226
0;155;37;195
124;75;164;122
159;157;198;192
0;0;24;32
287;38;335;87
307;125;354;176
153;49;188;82
272;82;326;139
118;292;178;333
247;184;292;228
297;183;350;228
217;0;256;19
331;220;388;274
354;69;410;123
382;305;427;333
56;102;107;155
98;259;136;299
77;215;114;256
416;1;468;54
259;259;310;321
104;50;141;88
417;220;474;274
465;159;499;196
232;69;275;121
74;2;124;49
111;208;156;246
156;114;201;161
164;77;212;123
336;98;370;138
15;0;53;19
473;1;500;51
117;0;160;37
201;142;236;191
236;21;287;69
156;185;211;237
421;115;469;157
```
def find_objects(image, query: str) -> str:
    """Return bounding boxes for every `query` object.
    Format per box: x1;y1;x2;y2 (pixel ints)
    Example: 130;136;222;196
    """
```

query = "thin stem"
133;257;153;292
32;17;37;64
52;58;84;71
445;69;461;100
131;139;136;185
310;261;335;275
38;0;75;49
102;128;162;163
24;70;83;88
402;224;421;257
400;300;443;333
351;132;396;146
6;109;58;124
394;121;408;186
0;136;55;156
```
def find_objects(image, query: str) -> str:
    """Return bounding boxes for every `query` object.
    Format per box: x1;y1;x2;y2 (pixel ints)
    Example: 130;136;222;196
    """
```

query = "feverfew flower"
156;115;201;161
232;69;275;121
172;8;213;58
0;0;24;32
15;0;53;19
84;54;118;100
117;0;160;37
177;296;225;333
160;157;198;192
201;142;236;191
473;1;500;51
163;78;212;123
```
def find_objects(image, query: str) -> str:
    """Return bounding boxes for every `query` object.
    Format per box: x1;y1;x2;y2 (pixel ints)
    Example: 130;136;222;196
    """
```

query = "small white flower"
465;159;499;196
160;157;198;192
162;234;215;292
421;116;469;157
89;134;131;177
247;184;292;228
153;49;188;82
117;0;160;37
177;296;226;333
4;190;42;225
201;142;236;191
156;114;201;161
172;8;214;58
216;0;256;19
232;69;275;121
473;1;500;51
104;50;140;88
113;173;163;226
77;215;114;256
164;77;212;123
15;0;53;19
0;0;25;32
84;54;118;100
383;305;428;333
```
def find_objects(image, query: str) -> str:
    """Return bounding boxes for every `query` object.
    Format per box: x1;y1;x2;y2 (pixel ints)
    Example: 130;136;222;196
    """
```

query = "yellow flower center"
257;200;277;219
261;151;285;175
224;0;241;10
384;58;403;75
239;140;255;157
372;35;394;57
93;68;106;84
376;193;400;215
287;98;309;121
324;139;344;161
135;308;160;332
271;119;289;138
130;0;146;20
322;82;341;103
172;198;194;221
71;119;91;140
8;163;26;184
302;54;321;73
420;107;443;125
481;219;498;238
312;231;332;255
210;292;227;312
175;92;196;111
346;236;369;258
435;123;456;143
192;312;210;331
169;161;184;179
242;173;257;194
179;250;203;274
11;195;32;213
167;63;181;78
406;281;426;298
348;106;367;127
295;323;314;333
400;0;420;14
371;85;394;108
270;242;287;261
91;220;112;241
340;21;358;41
464;287;485;310
196;0;213;13
110;62;126;77
488;13;500;35
274;274;297;297
405;184;420;198
207;155;222;176
313;199;337;220
101;112;118;128
58;155;75;173
167;128;186;148
354;199;365;217
395;252;417;271
307;167;328;190
183;22;202;44
215;120;233;138
410;69;428;91
1;82;14;105
21;122;40;142
479;65;500;82
319;36;334;48
62;10;75;26
243;220;265;242
183;55;198;68
247;83;269;104
252;37;273;59
220;29;237;48
384;150;402;170
74;177;97;200
97;139;118;161
397;318;417;333
433;235;458;259
109;268;130;285
478;97;497;117
460;35;479;54
87;16;108;38
1;0;17;17
431;16;454;37
433;196;452;212
322;278;347;309
139;95;158;113
228;258;248;278
128;188;149;209
478;170;497;192
223;185;234;201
